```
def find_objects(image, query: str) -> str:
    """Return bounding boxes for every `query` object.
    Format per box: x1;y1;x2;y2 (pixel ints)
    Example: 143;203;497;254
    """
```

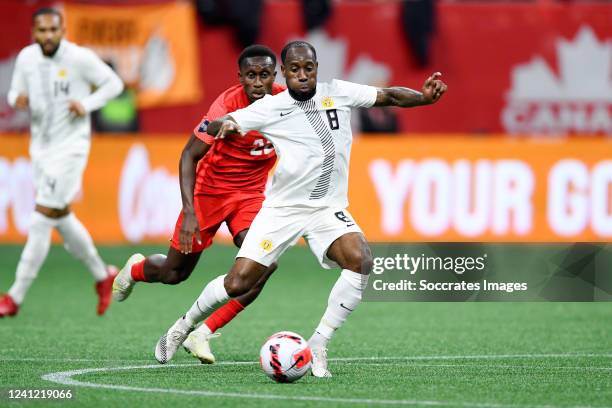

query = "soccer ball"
259;331;312;383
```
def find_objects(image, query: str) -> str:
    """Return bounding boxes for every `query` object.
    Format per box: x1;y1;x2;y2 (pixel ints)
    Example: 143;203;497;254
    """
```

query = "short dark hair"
237;45;277;69
280;41;317;64
32;7;63;24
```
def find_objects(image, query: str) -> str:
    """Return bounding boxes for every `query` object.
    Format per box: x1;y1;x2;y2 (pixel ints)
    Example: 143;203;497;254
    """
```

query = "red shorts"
171;192;265;253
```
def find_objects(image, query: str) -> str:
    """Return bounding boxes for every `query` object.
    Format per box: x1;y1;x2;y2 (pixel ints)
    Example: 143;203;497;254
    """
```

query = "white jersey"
7;40;123;161
231;79;377;208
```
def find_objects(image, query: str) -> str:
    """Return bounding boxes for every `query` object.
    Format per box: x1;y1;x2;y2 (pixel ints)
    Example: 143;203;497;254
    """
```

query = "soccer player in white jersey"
153;41;447;376
0;8;124;318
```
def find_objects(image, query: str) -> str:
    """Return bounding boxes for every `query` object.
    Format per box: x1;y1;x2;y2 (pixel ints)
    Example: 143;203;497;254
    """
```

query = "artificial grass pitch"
0;244;610;407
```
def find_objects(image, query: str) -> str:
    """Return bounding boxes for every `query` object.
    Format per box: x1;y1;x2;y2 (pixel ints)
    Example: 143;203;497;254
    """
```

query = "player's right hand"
216;120;246;139
68;100;87;117
15;94;29;110
422;72;447;104
179;211;202;254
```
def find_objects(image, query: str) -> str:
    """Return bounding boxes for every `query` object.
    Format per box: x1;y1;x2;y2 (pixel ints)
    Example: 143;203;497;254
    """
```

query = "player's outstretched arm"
374;72;447;108
178;134;211;253
207;115;246;139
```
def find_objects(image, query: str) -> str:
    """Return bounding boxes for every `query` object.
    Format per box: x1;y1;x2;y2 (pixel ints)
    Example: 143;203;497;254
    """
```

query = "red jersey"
193;83;286;195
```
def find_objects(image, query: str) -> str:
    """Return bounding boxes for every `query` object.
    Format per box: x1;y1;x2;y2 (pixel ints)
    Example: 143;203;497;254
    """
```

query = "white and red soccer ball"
259;331;312;383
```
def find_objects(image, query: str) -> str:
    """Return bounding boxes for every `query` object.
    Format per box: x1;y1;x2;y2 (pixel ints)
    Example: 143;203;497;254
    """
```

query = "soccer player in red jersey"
112;45;284;363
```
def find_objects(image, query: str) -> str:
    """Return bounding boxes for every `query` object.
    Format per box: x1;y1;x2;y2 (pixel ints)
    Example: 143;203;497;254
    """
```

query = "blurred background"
0;0;610;245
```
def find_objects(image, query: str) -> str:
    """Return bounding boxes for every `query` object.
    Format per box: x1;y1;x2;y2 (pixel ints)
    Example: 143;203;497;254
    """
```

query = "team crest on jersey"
260;239;273;252
198;119;210;133
58;69;67;78
321;97;334;109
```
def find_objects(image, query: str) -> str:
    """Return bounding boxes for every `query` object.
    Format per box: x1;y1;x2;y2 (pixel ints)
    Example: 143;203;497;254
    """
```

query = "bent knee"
224;274;250;297
343;250;373;275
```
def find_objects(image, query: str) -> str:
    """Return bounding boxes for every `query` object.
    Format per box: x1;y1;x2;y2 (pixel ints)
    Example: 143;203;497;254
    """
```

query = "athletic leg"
186;257;269;327
112;247;202;302
156;206;303;364
55;209;118;315
202;229;278;333
155;257;268;364
304;209;372;377
195;196;280;335
113;201;217;301
56;212;109;282
184;229;277;363
140;247;202;284
310;232;371;377
1;209;57;316
311;232;371;342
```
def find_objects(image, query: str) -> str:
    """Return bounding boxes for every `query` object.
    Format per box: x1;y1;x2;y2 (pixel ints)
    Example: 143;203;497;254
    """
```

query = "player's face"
239;56;277;103
33;14;64;57
282;47;318;100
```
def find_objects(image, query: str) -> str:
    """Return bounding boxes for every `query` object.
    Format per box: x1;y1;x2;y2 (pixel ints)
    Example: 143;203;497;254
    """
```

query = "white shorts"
236;206;363;269
33;153;87;208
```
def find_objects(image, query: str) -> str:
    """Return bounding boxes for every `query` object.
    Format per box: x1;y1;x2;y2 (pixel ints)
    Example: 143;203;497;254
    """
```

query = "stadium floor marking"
40;354;612;408
5;352;612;364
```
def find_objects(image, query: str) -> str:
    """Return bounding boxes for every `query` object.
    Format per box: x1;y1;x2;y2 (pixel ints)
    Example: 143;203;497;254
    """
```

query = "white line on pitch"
39;355;612;408
37;364;561;408
5;352;612;364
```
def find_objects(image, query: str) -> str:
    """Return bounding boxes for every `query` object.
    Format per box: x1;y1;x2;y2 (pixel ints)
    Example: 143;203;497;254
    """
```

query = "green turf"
0;244;610;407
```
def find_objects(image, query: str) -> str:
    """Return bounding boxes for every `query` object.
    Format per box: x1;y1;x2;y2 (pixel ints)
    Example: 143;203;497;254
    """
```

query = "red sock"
130;260;147;282
204;299;245;333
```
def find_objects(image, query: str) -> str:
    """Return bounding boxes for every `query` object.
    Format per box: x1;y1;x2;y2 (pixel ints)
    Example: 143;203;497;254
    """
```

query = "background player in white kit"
0;8;124;317
152;41;446;376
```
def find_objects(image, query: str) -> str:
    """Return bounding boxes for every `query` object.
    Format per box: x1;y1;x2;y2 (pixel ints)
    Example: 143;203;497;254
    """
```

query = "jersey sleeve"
79;48;124;113
7;51;27;108
334;79;378;108
229;96;271;132
193;93;229;145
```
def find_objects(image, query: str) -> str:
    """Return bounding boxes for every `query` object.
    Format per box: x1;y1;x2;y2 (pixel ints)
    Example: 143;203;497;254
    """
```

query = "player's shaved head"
32;7;63;25
280;41;317;65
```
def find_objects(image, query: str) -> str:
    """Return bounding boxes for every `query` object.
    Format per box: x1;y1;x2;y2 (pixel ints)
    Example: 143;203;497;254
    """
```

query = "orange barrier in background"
350;137;611;242
0;134;610;243
64;2;201;108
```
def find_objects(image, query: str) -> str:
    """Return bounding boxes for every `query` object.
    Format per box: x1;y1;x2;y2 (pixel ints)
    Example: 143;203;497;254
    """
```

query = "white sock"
8;212;56;304
56;213;107;281
310;269;369;349
196;323;213;336
185;274;229;326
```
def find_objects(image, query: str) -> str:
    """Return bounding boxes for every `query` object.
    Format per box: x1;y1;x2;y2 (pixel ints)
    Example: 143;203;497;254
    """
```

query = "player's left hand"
215;120;246;139
422;72;447;104
68;100;86;117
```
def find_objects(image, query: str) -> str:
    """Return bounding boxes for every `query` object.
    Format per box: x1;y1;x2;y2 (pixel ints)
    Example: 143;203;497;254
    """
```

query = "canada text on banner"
63;2;200;108
0;135;610;243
